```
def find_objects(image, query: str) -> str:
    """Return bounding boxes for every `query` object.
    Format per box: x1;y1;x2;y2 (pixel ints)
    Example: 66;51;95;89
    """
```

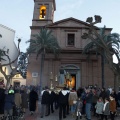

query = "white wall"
0;24;19;85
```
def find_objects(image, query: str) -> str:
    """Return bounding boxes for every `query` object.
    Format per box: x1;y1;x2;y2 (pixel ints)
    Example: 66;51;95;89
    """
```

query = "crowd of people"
0;84;38;120
0;83;120;120
40;86;120;120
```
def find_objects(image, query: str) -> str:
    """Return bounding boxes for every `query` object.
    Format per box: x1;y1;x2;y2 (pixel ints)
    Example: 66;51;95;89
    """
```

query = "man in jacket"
40;86;50;118
4;88;15;120
49;89;56;113
58;87;69;120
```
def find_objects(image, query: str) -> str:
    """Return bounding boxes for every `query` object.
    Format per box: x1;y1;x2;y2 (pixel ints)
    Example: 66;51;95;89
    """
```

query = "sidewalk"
24;102;120;120
24;111;120;120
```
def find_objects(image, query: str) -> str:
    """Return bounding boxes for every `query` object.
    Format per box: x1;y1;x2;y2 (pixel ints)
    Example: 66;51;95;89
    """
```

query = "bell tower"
32;0;56;27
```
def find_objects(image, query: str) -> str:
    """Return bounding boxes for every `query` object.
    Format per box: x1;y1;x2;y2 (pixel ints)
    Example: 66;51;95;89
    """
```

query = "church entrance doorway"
65;74;76;90
59;64;80;90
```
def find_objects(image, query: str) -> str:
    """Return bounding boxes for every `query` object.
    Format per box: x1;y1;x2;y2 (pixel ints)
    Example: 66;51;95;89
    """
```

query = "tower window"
67;34;75;46
39;5;46;19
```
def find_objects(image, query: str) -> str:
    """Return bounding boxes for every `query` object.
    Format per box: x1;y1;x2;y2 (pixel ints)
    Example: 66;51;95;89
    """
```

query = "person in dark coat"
29;87;38;115
54;90;59;109
77;87;84;98
99;88;107;101
58;87;69;120
21;88;29;113
92;89;99;116
0;84;5;118
4;88;15;120
49;90;56;113
40;86;50;118
66;88;70;115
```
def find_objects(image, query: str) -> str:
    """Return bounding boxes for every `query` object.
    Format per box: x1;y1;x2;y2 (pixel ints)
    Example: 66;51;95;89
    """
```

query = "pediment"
47;17;90;28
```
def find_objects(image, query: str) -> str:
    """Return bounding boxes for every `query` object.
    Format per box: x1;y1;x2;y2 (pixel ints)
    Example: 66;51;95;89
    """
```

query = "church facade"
27;0;114;90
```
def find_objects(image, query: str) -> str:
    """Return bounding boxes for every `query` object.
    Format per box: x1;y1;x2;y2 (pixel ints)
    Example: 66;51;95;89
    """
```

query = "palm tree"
82;20;120;88
26;27;61;91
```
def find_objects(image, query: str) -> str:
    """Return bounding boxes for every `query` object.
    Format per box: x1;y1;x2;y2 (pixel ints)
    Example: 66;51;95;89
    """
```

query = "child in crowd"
102;98;110;120
75;97;83;120
95;97;104;119
109;94;116;120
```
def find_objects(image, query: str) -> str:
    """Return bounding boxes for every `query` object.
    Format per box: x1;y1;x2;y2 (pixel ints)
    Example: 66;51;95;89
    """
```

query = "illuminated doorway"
59;64;80;90
66;74;76;90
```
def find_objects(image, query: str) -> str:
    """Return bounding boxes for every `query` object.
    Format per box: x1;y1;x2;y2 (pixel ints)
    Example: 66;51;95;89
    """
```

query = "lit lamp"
50;72;53;89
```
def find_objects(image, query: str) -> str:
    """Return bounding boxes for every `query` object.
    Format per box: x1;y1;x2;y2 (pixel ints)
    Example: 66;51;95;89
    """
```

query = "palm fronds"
26;28;61;59
82;25;120;75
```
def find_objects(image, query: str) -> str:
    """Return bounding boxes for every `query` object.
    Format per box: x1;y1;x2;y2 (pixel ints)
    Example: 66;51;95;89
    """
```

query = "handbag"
73;100;77;104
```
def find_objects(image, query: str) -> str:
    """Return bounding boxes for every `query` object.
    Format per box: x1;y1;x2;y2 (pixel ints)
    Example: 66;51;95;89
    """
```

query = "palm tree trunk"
39;53;45;92
101;55;105;88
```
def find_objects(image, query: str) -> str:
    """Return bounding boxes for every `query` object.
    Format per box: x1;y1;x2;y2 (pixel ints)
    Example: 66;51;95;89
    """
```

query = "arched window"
39;5;46;19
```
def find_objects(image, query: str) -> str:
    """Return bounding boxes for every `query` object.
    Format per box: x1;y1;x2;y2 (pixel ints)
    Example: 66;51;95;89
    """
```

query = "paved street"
24;102;120;120
24;110;120;120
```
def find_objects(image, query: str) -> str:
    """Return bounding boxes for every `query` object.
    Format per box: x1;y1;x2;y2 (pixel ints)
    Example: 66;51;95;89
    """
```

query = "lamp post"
50;72;53;89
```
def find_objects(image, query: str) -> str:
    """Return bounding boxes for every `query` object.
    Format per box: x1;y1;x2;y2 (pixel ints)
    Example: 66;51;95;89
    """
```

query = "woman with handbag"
68;88;78;116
